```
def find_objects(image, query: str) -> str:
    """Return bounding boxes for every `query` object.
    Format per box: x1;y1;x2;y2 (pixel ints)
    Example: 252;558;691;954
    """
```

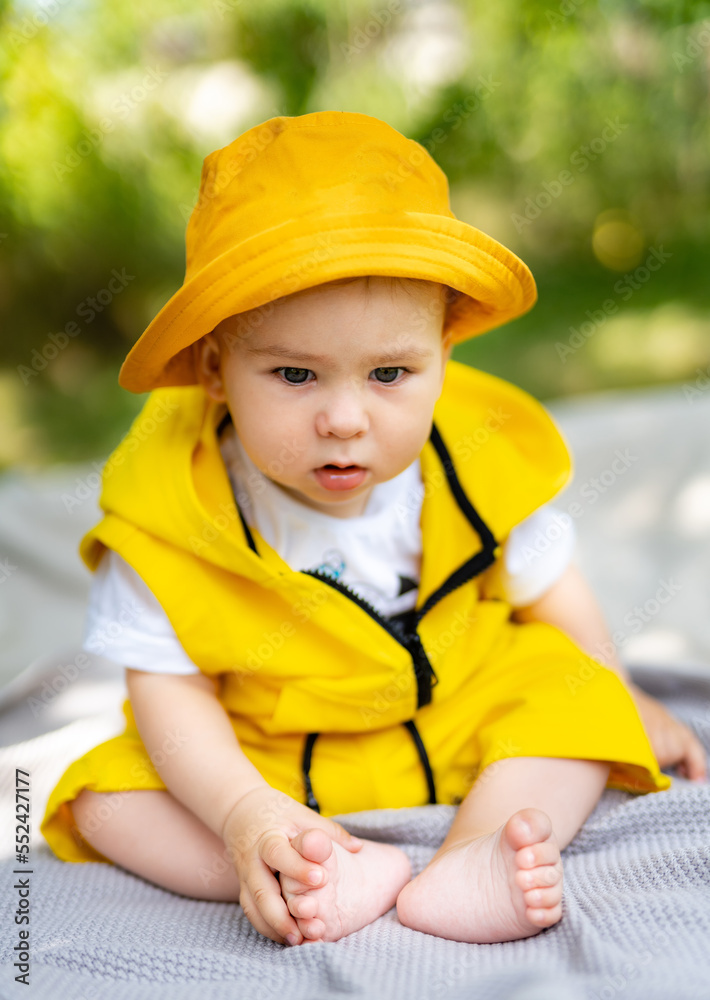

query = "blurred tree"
0;0;709;466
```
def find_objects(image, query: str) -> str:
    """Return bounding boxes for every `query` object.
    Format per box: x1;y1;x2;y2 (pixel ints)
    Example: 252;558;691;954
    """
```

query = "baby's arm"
126;668;267;832
510;562;707;781
125;668;363;943
510;561;631;680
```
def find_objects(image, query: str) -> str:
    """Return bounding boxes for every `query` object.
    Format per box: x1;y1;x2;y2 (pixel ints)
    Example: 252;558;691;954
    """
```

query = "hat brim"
119;210;537;393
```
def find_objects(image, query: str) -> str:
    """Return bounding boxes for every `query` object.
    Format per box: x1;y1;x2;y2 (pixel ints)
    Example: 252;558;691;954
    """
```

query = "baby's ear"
442;328;454;361
442;285;466;325
193;332;227;402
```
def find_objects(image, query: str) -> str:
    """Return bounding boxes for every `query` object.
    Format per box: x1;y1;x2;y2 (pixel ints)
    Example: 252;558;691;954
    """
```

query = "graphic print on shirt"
331;571;421;618
311;548;346;581
308;551;418;613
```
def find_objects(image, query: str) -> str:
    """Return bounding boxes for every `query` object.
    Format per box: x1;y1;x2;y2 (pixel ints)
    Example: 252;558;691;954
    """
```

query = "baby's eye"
277;367;312;384
372;367;405;384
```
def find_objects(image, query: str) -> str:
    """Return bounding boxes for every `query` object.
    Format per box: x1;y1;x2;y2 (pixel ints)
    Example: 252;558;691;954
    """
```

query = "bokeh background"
1;0;710;729
2;0;710;463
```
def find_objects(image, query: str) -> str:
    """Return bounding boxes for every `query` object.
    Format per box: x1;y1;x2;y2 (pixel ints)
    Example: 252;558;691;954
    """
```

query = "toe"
287;894;319;919
515;840;559;870
523;884;563;910
297;916;326;940
504;808;553;852
279;872;311;895
515;862;563;892
291;828;334;865
526;903;562;928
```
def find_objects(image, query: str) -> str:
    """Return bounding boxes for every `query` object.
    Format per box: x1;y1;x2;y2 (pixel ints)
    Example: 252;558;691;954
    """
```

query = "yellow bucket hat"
119;110;537;394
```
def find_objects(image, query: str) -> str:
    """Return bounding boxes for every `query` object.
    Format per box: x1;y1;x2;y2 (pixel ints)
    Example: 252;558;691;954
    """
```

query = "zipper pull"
408;633;438;707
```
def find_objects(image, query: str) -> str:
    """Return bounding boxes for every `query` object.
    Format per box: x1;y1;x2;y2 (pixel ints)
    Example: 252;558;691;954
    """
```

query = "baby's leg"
396;756;609;943
71;788;241;901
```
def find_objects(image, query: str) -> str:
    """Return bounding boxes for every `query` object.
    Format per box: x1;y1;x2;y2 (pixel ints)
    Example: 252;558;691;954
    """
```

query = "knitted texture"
1;665;709;1000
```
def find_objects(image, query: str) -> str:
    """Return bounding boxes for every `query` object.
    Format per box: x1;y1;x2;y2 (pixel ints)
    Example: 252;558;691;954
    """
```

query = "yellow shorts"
40;618;670;865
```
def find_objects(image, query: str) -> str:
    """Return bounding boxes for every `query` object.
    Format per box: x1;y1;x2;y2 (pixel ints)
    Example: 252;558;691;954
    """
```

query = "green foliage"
1;0;709;465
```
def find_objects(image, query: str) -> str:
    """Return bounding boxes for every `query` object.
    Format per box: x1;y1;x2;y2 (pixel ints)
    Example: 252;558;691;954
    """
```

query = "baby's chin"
272;474;380;517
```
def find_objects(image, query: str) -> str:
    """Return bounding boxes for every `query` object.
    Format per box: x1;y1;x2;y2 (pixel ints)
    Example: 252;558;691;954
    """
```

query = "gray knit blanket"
1;664;709;1000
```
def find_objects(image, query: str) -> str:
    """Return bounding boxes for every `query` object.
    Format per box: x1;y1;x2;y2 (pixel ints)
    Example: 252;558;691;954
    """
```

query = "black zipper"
216;408;501;811
300;567;439;709
217;410;500;710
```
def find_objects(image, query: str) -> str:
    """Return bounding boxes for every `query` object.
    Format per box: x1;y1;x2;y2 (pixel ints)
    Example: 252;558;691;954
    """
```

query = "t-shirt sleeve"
479;503;577;607
81;549;201;675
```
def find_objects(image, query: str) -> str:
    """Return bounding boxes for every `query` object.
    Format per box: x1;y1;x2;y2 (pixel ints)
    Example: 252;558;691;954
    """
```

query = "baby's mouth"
313;464;368;492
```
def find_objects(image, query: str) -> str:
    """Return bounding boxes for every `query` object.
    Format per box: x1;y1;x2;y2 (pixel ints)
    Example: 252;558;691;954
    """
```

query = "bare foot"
395;807;563;944
278;828;411;943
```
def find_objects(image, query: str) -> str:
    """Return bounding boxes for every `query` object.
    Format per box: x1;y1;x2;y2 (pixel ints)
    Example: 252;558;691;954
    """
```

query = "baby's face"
194;277;453;518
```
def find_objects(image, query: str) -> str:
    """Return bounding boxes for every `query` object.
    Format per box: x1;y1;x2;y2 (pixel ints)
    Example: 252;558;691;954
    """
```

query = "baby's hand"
221;784;363;946
631;685;707;782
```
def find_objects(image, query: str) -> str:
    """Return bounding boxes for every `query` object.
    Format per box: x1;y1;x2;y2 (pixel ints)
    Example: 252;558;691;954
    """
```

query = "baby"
41;111;705;949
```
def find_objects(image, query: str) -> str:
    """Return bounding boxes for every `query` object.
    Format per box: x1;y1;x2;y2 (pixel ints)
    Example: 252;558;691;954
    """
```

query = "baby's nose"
315;393;369;437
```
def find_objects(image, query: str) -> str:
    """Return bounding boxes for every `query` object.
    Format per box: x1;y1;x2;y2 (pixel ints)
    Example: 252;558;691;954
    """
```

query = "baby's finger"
682;732;708;782
243;863;303;945
240;885;286;944
259;832;328;887
319;818;364;853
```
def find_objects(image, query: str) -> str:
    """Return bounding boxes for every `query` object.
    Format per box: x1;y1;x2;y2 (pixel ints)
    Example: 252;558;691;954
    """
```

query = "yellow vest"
77;359;575;797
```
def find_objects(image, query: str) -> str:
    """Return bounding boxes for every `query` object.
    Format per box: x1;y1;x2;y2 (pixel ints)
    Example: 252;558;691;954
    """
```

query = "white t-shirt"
82;422;576;674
